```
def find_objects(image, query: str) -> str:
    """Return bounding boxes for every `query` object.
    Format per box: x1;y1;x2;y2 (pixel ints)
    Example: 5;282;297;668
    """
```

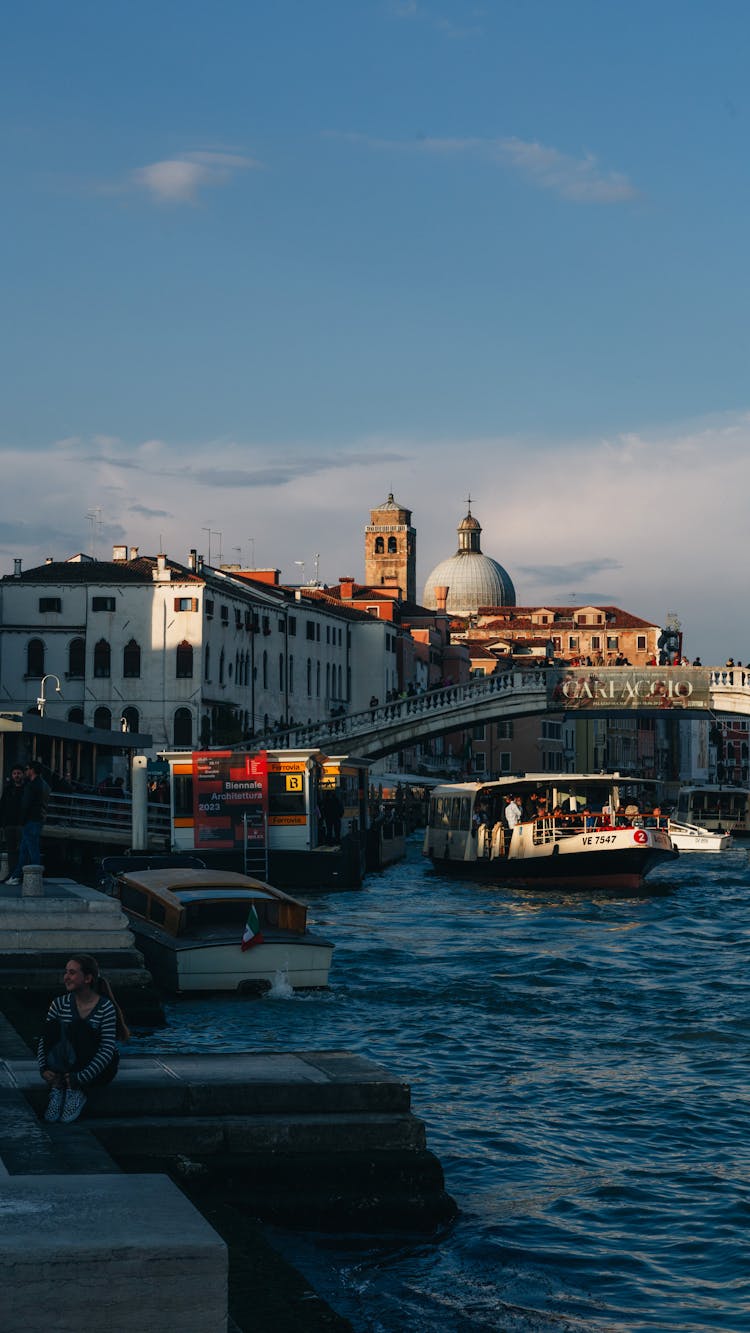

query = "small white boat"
657;818;730;853
100;857;333;994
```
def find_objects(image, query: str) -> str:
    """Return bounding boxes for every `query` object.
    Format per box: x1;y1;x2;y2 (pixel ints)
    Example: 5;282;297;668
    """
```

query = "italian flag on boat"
241;904;264;952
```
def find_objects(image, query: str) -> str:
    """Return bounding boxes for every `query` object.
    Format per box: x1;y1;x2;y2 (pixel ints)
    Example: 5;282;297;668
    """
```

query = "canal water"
130;836;750;1332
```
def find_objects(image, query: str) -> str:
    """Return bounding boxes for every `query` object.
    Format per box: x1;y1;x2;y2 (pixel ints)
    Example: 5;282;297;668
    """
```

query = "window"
499;752;511;774
262;616;270;636
235;609;242;629
123;639;141;678
326;626;330;644
289;655;294;693
542;720;562;740
387;536;397;553
279;618;285;633
568;636;579;651
472;724;486;740
205;599;214;619
173;707;192;746
218;649;225;685
94;639;111;678
473;755;487;774
92;596;116;612
39;597;61;613
67;638;85;679
221;606;229;624
366;606;379;617
121;706;139;733
578;614;587;625
306;621;315;640
607;636;619;651
374;536;384;553
262;651;268;689
316;661;321;697
637;635;647;652
93;705;112;730
307;658;312;695
174;597;199;612
289;616;296;636
496;720;514;739
67;706;84;724
26;639;45;677
176;641;193;679
590;635;601;651
204;645;211;681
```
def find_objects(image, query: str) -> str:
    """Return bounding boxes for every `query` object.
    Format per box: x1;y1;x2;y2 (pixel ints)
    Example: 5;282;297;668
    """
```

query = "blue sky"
2;2;749;659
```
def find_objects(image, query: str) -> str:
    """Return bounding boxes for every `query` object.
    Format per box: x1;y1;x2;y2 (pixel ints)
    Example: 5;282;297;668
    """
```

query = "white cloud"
130;150;260;203
333;132;638;203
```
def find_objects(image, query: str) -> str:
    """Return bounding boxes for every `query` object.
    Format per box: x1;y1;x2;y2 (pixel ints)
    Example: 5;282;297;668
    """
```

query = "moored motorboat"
100;856;333;994
655;817;729;853
423;774;678;890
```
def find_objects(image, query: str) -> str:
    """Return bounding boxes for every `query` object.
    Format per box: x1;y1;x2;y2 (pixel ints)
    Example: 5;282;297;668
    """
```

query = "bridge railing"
46;791;171;841
251;668;549;752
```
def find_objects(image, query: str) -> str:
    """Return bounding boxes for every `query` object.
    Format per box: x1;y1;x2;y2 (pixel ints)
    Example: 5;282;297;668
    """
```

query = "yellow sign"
269;815;307;826
268;761;306;773
285;774;303;793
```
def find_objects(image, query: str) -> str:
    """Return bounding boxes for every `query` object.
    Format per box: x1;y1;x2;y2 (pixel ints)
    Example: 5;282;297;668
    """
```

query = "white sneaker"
5;877;20;885
60;1089;87;1123
44;1087;65;1122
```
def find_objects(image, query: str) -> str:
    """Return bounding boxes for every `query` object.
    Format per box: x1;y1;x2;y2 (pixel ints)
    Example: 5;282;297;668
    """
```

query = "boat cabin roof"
431;773;632;798
117;866;302;907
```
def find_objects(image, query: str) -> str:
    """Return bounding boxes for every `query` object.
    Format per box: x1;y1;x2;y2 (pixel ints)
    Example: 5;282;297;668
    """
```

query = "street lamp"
37;674;62;717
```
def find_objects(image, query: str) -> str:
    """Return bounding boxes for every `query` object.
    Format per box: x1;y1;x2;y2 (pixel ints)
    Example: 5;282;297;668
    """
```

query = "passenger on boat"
37;954;129;1124
522;791;540;821
583;808;597;830
505;796;522;829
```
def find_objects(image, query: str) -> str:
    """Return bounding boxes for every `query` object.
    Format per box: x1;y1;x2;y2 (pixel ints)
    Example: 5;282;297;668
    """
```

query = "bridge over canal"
255;664;750;763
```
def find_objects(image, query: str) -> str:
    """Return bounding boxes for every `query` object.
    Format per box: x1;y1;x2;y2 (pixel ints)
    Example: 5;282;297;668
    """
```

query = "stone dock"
0;871;456;1330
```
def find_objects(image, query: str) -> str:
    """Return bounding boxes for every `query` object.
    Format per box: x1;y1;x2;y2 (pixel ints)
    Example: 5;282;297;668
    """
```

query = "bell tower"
364;493;416;602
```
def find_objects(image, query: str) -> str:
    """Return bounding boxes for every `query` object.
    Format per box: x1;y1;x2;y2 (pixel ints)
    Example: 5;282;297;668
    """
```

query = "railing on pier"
45;792;171;848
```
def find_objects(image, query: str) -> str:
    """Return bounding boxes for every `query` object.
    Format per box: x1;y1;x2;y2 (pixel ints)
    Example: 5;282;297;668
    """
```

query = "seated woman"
37;953;129;1124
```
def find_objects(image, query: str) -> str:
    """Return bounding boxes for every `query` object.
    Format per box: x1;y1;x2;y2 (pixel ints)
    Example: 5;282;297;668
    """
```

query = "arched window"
176;640;193;679
121;706;140;733
93;639;110;678
388;536;397;553
307;658;312;696
67;706;84;724
93;706;112;730
374;536;384;554
174;707;192;746
123;639;141;678
27;639;45;677
68;638;85;679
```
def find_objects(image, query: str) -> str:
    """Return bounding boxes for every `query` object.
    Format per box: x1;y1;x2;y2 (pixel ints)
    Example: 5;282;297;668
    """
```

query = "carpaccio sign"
549;668;710;710
192;750;268;850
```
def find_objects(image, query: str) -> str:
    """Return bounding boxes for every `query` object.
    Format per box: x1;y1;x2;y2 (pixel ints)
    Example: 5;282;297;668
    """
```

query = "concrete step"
12;1050;413;1118
92;1110;426;1158
0;1175;227;1333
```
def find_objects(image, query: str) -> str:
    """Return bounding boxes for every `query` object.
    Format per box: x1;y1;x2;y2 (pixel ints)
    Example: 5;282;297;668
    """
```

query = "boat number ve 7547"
581;834;618;845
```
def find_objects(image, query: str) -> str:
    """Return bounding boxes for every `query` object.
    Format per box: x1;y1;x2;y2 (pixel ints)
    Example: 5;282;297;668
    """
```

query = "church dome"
423;506;516;616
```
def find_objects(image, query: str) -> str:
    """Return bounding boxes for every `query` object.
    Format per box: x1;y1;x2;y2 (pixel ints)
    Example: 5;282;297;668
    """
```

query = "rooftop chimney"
187;548;197;572
112;545;127;561
45;557;53;565
13;559;22;578
434;585;449;612
152;553;171;582
340;577;355;600
129;546;139;561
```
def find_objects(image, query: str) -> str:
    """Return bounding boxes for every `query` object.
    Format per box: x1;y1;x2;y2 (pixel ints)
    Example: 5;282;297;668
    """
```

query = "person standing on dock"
38;954;130;1123
0;764;26;880
5;760;49;885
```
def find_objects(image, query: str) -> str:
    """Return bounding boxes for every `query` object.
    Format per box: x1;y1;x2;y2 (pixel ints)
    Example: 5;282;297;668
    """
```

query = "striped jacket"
37;993;118;1088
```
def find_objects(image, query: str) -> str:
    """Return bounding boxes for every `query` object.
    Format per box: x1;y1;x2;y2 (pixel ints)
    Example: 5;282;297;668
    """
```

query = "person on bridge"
37;954;130;1123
